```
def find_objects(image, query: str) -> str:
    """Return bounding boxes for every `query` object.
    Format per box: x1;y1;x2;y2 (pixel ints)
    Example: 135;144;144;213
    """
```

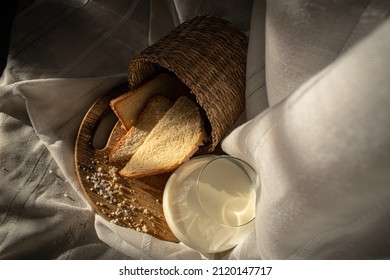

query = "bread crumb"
84;152;165;235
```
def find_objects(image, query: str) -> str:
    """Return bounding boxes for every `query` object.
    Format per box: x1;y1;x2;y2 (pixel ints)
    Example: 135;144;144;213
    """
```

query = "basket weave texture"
128;16;248;152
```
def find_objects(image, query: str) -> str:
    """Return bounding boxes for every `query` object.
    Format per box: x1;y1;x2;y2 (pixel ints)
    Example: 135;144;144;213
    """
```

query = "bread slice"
119;96;206;178
110;73;189;131
109;96;173;162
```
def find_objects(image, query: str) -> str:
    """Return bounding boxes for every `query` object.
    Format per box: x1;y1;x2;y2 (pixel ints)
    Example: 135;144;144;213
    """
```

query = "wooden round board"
75;83;179;243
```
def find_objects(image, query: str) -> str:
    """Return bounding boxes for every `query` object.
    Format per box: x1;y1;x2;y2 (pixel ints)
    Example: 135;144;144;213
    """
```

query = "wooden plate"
74;83;179;243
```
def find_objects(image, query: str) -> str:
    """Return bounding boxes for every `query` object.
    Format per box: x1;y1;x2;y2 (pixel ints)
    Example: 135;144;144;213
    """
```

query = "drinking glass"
163;155;257;253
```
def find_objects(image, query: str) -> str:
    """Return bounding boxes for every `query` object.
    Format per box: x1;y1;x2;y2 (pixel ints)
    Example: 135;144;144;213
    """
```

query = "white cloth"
1;0;390;260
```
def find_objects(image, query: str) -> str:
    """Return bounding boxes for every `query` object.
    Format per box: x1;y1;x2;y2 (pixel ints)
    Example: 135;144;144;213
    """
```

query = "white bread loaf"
119;96;206;178
110;73;189;130
109;96;173;162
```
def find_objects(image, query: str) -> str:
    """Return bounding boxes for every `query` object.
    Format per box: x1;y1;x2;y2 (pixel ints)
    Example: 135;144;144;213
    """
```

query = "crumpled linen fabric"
1;0;390;260
223;3;390;259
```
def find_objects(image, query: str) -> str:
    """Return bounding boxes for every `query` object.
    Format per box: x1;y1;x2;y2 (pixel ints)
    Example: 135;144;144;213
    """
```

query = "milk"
163;156;256;253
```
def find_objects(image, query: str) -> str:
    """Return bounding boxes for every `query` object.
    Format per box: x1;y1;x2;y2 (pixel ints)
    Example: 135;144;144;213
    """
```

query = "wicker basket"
128;15;248;152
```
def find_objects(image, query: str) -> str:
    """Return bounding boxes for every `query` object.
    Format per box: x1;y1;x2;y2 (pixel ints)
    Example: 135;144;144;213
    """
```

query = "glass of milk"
163;155;257;253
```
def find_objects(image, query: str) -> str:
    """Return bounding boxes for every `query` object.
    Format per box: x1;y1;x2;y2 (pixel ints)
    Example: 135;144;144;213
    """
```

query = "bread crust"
119;96;206;178
109;96;173;163
110;73;188;130
119;128;206;178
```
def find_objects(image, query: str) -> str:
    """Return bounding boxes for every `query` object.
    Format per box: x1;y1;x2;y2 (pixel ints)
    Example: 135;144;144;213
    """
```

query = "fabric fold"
222;18;390;259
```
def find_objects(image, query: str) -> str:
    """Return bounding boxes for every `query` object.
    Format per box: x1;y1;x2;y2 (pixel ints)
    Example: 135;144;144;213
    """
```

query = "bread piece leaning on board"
109;96;173;163
119;96;206;178
110;73;189;131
